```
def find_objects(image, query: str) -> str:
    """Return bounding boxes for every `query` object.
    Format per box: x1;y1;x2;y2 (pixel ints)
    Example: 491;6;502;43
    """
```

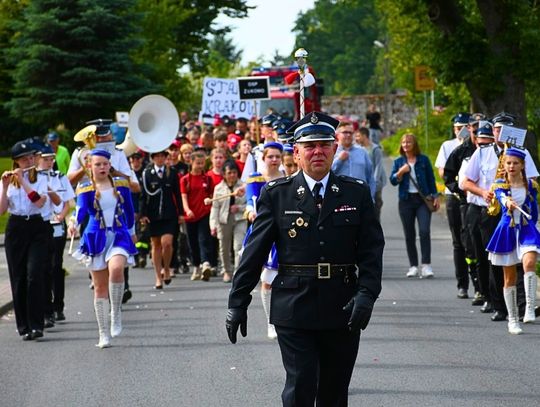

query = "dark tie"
158;168;163;178
313;182;323;210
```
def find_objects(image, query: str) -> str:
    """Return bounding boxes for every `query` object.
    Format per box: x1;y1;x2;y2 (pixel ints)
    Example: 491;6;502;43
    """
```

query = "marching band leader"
226;112;384;406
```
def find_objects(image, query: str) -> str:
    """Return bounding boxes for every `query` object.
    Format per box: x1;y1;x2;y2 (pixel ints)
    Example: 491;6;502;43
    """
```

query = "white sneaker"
508;321;523;335
267;324;277;339
406;266;418;278
190;266;202;281
421;264;434;278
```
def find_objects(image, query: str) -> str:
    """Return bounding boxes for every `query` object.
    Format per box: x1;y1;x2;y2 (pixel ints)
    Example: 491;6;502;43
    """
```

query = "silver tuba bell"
126;94;179;153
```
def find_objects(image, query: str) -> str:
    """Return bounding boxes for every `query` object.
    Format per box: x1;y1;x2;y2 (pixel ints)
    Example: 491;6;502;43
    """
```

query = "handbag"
409;173;438;212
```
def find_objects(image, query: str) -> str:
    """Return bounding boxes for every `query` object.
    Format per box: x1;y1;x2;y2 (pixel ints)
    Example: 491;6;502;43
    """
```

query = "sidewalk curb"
0;300;13;317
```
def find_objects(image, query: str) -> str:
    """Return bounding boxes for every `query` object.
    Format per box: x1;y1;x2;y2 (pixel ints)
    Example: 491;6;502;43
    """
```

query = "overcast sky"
215;0;315;65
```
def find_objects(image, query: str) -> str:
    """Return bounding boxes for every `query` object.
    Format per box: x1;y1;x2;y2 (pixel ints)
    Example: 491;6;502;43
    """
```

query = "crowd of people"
1;106;538;348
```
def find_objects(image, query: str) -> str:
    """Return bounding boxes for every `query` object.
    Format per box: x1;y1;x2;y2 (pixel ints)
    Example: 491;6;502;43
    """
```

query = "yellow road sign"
415;65;435;91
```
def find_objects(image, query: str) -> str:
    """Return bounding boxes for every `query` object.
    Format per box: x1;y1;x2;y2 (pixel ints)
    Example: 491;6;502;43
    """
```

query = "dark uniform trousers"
229;172;384;407
51;223;67;313
5;216;51;334
445;194;469;289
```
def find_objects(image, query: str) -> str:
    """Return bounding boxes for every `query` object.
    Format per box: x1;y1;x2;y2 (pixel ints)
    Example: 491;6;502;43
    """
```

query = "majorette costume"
486;177;540;266
485;147;540;332
72;176;137;269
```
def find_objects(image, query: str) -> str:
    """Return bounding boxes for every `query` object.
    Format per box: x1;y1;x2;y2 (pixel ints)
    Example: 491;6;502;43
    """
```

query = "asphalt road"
1;170;540;407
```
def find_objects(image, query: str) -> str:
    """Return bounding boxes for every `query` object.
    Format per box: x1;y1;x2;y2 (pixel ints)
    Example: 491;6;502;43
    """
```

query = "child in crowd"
209;161;247;283
180;151;215;281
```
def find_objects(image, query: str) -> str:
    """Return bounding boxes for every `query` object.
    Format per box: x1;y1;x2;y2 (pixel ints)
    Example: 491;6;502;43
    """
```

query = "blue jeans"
185;215;215;267
398;193;432;266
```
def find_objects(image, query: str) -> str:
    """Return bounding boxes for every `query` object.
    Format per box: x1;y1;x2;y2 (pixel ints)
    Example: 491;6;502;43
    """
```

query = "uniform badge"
297;185;305;196
310;114;318;124
288;228;297;238
331;184;339;193
295;217;304;227
268;181;276;187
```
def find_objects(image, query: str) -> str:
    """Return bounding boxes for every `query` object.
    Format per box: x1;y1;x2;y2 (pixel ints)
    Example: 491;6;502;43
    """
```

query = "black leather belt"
278;264;356;279
10;214;43;221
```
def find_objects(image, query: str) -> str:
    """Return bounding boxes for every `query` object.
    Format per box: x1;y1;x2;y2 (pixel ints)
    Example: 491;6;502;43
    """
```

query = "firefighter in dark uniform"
226;112;385;406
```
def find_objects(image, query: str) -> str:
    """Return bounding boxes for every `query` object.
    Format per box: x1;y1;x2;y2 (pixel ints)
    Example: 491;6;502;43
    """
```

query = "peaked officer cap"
286;112;340;143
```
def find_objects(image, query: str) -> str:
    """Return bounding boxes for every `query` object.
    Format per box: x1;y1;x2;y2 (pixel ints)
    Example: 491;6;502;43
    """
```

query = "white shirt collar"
303;172;330;197
154;165;164;173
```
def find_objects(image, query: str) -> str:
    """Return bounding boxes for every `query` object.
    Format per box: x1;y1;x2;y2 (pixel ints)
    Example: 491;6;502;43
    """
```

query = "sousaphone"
128;95;179;153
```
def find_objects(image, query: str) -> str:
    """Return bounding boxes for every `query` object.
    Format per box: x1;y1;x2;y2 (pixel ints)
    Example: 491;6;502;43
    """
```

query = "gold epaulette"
490;179;508;191
531;179;539;192
113;178;130;188
76;182;94;195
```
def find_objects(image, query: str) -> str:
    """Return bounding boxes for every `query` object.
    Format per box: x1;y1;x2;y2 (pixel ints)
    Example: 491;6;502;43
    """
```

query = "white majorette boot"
110;282;124;337
261;287;277;339
503;286;523;335
523;271;537;323
94;298;111;348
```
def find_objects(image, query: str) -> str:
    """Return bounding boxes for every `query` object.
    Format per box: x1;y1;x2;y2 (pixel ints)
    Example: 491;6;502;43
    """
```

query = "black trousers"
5;216;51;335
445;195;468;289
465;205;491;299
275;325;360;407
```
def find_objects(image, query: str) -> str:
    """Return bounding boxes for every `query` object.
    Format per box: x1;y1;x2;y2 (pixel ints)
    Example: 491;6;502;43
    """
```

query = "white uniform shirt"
435;138;461;195
3;173;48;217
464;143;539;206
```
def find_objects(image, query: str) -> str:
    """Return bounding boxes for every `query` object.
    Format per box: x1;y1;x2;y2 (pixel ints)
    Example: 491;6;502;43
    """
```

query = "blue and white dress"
487;179;540;266
241;172;279;284
73;177;137;270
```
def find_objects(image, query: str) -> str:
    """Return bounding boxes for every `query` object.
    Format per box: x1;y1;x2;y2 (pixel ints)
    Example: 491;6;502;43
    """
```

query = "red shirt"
180;173;213;222
206;170;223;194
235;159;245;175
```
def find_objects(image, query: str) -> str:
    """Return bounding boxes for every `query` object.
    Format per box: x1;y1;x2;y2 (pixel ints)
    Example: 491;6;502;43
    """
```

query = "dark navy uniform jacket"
228;170;384;330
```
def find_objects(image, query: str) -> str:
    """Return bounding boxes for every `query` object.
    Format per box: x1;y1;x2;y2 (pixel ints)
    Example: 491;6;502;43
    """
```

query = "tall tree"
293;0;381;95
133;0;249;111
7;0;156;130
0;0;36;148
376;0;540;128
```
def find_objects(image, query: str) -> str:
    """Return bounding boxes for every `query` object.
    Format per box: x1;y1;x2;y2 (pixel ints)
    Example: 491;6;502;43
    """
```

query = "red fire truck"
249;65;323;120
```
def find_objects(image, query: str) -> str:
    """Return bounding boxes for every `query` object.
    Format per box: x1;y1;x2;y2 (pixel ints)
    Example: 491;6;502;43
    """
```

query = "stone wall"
322;94;418;136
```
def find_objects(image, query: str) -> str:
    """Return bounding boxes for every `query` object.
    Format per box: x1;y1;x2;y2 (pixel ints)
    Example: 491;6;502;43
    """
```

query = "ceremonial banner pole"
295;48;309;119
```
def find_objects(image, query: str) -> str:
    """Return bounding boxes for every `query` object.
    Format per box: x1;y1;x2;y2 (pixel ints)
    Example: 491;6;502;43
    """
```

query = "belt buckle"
317;263;331;279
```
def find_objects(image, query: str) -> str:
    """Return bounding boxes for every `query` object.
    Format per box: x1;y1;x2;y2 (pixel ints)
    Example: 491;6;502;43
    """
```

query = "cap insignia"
21;143;26;148
310;114;318;124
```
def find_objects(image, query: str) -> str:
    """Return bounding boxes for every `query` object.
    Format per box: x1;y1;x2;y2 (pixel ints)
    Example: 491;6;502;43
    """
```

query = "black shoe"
535;306;540;317
30;330;44;340
457;288;468;299
22;333;33;341
471;292;485;306
122;289;132;304
44;317;55;329
55;311;66;321
164;279;172;286
491;311;507;322
480;302;494;313
154;284;163;290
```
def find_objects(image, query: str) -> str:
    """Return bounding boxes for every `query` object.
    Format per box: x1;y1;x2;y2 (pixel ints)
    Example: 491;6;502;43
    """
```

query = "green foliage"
7;0;156;131
133;0;249;112
293;0;381;95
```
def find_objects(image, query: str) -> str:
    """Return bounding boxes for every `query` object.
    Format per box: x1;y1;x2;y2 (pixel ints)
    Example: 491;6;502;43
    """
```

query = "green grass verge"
0;157;12;234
